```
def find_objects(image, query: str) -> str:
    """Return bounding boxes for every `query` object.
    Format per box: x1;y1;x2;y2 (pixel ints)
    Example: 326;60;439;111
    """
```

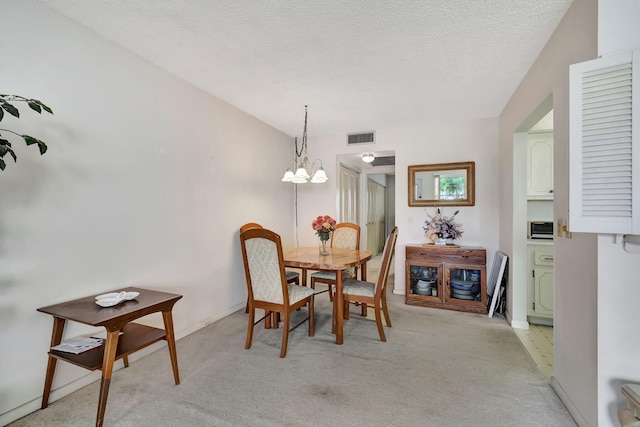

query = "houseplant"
0;94;53;171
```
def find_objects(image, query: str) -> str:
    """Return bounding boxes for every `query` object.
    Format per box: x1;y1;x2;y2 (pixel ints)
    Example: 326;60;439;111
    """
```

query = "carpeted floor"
9;272;576;427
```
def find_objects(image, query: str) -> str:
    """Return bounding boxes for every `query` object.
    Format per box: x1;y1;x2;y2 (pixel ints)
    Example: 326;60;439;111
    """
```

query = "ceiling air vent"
347;131;375;145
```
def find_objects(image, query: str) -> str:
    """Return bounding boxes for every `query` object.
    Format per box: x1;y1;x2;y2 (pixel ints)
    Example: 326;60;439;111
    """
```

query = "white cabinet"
527;132;553;199
528;245;554;324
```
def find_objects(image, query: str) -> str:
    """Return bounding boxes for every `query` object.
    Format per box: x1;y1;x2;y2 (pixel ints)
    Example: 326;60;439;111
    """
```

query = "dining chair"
341;226;398;342
310;222;360;300
240;223;301;314
240;227;315;358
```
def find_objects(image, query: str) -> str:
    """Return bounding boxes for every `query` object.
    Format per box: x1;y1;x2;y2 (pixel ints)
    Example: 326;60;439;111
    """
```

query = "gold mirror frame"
408;161;475;207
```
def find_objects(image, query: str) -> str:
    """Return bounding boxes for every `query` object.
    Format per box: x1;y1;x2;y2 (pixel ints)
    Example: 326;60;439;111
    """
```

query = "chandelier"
281;105;328;184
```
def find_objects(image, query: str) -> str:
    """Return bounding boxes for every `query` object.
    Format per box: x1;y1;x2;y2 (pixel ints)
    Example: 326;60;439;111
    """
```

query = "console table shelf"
49;323;167;371
405;245;487;314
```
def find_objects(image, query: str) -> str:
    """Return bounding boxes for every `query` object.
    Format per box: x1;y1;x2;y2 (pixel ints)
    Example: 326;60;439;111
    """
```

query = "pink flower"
312;215;336;235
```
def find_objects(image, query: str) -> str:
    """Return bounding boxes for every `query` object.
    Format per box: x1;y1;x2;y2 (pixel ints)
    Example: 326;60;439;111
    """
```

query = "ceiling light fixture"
281;105;327;184
362;152;375;163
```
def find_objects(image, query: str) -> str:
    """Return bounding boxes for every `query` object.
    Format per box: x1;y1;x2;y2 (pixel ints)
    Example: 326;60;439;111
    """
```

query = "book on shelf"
51;337;104;354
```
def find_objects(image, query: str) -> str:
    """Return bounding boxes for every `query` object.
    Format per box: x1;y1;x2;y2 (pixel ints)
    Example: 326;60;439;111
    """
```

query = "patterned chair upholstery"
342;226;398;342
240;223;300;314
240;227;315;358
310;222;360;300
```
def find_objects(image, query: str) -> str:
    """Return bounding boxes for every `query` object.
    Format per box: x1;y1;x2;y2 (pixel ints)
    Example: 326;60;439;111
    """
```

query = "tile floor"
514;323;554;381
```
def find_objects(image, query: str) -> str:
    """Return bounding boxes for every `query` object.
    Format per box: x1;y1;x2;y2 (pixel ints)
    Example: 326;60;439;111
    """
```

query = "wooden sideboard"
405;245;487;314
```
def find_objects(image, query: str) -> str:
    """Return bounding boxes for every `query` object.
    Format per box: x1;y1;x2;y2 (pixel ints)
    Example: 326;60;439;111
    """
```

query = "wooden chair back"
240;222;263;233
331;222;360;250
374;226;399;298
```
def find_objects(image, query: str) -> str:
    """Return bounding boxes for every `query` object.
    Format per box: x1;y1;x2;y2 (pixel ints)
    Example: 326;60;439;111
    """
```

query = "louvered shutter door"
339;164;359;223
569;50;639;234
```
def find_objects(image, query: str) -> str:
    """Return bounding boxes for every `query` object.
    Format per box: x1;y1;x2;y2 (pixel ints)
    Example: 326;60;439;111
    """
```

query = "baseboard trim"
505;309;530;329
551;376;591;427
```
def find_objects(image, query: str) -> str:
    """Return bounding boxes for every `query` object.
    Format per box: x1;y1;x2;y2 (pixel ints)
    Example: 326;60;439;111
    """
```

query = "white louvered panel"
569;50;639;234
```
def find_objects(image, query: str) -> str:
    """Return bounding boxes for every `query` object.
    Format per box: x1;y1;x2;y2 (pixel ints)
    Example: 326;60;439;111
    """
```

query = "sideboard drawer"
406;245;486;264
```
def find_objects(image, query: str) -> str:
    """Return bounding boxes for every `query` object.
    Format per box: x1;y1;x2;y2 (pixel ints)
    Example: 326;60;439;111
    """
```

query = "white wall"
301;118;500;295
499;0;599;425
596;1;640;425
0;1;293;424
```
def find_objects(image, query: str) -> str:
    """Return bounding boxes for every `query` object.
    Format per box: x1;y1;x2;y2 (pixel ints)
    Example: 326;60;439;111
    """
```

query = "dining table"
282;246;373;345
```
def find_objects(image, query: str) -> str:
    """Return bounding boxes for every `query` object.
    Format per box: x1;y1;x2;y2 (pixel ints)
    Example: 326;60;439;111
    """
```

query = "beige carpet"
10;272;576;427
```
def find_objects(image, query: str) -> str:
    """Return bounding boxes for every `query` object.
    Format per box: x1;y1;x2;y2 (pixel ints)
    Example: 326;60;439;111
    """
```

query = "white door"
339;164;359;223
367;179;386;255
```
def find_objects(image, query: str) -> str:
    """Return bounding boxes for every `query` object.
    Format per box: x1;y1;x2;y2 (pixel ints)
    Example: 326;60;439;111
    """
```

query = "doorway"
512;95;554;381
336;151;395;255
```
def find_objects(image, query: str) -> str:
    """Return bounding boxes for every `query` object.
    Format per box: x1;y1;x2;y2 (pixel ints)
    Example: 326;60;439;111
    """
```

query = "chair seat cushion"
286;271;300;281
342;279;375;297
288;283;315;304
310;270;354;281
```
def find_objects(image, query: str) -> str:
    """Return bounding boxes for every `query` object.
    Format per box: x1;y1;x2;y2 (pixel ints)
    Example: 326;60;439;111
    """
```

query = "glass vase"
319;235;330;255
435;237;447;246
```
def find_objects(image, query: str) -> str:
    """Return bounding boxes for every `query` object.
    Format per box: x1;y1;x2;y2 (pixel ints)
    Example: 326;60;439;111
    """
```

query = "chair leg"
382;295;392;327
245;299;249;313
273;312;280;327
265;310;272;329
308;296;315;337
328;284;334;301
245;308;255;349
374;301;386;342
280;311;290;358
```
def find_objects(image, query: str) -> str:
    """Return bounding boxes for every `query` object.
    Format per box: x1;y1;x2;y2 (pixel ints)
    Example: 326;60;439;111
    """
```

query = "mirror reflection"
408;162;475;207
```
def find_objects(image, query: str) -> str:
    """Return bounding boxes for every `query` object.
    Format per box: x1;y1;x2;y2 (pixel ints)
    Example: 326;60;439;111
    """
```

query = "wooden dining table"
282;247;373;345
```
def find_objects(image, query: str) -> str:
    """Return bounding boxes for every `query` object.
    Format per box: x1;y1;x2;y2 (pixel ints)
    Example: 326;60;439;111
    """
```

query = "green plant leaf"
35;100;53;114
28;101;42;113
23;134;39;146
1;101;19;118
0;138;11;147
0;107;3;121
0;145;17;162
0;158;5;171
21;135;47;155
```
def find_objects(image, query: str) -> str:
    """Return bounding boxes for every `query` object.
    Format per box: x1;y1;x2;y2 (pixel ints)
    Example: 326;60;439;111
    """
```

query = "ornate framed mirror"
408;161;475;207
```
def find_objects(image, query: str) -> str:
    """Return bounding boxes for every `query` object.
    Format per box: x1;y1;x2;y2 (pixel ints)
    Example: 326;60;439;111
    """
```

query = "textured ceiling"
37;0;572;138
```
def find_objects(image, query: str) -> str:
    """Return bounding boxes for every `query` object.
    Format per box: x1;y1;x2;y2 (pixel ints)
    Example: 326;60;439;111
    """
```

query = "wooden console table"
37;287;182;427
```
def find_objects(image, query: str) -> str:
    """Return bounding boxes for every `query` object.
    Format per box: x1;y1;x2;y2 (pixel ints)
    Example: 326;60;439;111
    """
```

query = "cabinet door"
406;261;442;301
445;263;486;306
534;266;554;316
527;133;553;199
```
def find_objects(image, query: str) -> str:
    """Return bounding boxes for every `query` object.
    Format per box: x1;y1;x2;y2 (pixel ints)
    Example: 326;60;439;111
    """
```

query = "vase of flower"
424;208;463;245
312;215;336;256
318;232;330;255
